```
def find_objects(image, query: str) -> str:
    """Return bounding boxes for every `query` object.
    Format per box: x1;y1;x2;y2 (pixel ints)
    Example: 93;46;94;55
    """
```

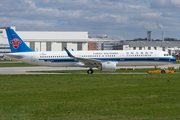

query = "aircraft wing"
64;47;103;66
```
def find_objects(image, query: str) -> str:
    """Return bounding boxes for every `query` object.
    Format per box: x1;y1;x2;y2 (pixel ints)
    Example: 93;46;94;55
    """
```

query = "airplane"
5;28;176;74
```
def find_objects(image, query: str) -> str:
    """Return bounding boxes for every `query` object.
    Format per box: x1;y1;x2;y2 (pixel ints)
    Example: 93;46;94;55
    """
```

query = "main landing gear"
87;69;93;74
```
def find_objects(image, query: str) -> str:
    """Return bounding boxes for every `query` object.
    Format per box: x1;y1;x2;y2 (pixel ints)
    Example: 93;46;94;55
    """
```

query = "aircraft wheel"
87;69;93;74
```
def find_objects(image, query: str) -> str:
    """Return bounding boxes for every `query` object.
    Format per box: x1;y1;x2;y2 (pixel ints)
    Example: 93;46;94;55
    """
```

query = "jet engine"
98;62;116;71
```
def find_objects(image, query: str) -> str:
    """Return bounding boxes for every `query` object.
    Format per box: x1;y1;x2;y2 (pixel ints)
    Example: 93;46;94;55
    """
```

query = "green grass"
0;74;180;120
174;60;180;64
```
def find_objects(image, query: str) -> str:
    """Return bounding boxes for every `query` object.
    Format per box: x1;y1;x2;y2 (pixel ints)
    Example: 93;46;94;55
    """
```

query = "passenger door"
154;52;159;60
31;53;36;62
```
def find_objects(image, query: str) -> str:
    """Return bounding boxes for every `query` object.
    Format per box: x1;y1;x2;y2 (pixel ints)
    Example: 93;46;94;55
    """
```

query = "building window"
77;42;82;51
0;47;10;49
46;42;51;51
30;42;35;50
62;42;67;51
139;47;142;50
133;47;136;50
154;47;157;50
148;47;151;50
162;47;165;51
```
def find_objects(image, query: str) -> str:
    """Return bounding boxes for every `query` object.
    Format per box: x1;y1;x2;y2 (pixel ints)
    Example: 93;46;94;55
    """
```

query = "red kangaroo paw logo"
10;39;22;49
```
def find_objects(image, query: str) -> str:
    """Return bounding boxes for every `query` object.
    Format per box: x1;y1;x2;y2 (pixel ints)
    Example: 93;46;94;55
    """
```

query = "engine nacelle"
98;62;116;71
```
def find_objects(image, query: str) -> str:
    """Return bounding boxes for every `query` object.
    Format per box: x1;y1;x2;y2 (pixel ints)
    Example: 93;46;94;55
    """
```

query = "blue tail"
6;29;34;53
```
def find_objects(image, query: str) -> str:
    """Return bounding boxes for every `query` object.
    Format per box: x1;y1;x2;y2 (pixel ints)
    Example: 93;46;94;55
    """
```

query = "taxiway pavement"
0;64;180;74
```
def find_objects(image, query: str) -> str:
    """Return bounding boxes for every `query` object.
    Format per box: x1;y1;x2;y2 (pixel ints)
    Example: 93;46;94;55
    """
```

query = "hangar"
0;26;88;58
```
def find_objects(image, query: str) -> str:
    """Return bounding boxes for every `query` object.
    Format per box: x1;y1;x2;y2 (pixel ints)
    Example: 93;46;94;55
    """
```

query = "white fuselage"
6;50;176;67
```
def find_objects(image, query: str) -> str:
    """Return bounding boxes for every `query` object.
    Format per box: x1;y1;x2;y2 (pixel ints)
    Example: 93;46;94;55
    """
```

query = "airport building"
88;31;180;56
111;31;180;56
88;37;120;50
88;42;97;50
112;40;180;56
0;26;88;58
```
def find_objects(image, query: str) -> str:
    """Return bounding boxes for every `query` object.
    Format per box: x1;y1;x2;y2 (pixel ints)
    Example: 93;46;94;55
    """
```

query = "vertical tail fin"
6;29;34;53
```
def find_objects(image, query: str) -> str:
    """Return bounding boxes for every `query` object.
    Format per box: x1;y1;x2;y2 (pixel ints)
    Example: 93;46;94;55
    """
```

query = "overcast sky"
1;0;180;40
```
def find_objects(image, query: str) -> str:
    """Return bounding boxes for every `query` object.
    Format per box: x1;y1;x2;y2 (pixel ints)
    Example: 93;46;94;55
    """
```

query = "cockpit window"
164;54;169;56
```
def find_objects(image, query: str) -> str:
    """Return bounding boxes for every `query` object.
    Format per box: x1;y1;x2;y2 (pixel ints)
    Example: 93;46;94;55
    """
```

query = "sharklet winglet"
64;47;74;57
